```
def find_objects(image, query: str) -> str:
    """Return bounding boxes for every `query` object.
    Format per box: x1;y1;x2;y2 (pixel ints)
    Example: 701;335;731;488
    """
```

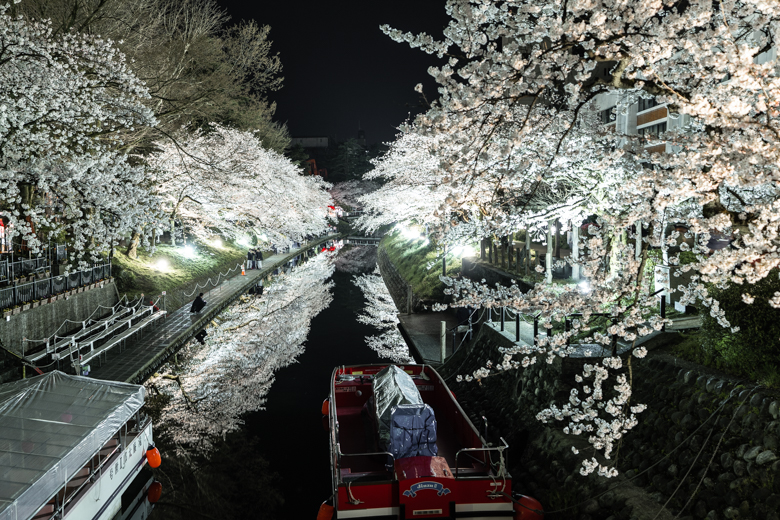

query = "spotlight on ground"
181;245;196;259
154;258;169;272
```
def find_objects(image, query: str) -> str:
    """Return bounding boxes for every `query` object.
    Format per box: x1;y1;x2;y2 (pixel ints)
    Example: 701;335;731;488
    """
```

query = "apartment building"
595;43;777;146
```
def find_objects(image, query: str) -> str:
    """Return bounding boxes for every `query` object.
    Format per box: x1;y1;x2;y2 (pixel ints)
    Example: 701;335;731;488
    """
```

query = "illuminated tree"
0;6;159;264
150;125;333;247
379;0;780;476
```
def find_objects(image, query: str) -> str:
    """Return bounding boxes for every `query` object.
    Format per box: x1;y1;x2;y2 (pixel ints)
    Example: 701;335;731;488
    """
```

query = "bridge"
345;236;380;246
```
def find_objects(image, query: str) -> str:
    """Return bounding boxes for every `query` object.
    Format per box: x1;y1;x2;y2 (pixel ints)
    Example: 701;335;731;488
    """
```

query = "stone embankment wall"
0;282;119;360
439;323;780;520
377;246;420;314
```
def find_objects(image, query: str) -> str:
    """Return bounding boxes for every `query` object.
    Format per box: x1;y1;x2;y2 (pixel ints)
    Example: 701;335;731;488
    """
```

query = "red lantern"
513;495;544;519
147;481;162;504
146;445;162;468
316;502;334;520
321;398;329;416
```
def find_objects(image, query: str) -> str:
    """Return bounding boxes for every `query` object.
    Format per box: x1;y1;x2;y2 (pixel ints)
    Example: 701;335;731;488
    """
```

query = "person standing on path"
190;293;207;313
247;249;254;270
257;249;263;270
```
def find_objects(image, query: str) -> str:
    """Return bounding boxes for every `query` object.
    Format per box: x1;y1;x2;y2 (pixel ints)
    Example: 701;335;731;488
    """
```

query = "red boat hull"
326;364;519;519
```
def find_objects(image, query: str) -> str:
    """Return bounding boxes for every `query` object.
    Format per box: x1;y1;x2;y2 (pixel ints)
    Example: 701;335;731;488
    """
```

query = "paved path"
397;312;460;365
89;236;339;383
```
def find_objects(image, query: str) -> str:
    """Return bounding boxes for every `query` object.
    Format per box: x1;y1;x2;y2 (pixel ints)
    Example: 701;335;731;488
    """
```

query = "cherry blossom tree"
146;253;335;452
149;124;333;247
353;268;413;363
383;0;780;298
375;0;780;476
0;5;160;263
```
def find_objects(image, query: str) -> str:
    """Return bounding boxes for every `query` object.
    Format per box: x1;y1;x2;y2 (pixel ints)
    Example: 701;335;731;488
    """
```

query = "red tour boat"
319;364;543;519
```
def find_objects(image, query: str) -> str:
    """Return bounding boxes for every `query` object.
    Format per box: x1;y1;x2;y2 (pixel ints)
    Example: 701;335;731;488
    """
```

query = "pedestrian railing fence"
0;264;111;311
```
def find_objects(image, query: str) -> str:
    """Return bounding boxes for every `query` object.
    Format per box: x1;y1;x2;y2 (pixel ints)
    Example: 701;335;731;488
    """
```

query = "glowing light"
237;236;250;247
578;280;590;293
397;224;423;240
211;237;223;248
181;245;196;259
154;259;169;272
450;245;475;258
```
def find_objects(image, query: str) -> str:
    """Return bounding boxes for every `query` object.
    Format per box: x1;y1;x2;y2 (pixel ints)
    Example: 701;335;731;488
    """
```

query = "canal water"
244;269;384;518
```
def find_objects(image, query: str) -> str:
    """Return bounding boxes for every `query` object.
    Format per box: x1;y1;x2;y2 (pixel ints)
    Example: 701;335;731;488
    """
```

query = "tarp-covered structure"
0;371;145;520
371;365;437;459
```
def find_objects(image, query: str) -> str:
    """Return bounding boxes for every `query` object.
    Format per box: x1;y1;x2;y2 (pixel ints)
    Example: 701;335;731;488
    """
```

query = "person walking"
190;293;207;313
256;249;263;270
246;249;254;270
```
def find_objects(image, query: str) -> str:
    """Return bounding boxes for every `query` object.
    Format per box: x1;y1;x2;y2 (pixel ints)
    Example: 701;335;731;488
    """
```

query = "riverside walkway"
89;235;339;384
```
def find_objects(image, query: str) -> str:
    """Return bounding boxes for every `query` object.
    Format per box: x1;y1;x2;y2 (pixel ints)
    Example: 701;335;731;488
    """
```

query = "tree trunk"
126;232;140;259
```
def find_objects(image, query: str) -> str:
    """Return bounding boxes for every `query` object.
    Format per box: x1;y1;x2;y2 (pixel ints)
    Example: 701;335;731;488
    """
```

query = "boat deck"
333;366;491;483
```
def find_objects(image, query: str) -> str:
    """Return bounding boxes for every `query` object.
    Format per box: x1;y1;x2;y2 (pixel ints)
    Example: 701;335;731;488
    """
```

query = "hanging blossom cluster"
368;0;780;476
150;124;332;248
535;356;647;478
0;5;160;264
353;267;414;363
146;254;335;453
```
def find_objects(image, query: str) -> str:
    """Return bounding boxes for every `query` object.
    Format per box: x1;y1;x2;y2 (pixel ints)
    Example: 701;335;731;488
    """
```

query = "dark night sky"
215;1;449;145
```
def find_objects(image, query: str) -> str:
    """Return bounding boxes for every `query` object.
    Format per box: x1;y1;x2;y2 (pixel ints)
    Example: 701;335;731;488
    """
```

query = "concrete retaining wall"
377;246;420;313
0;282;119;356
438;323;780;520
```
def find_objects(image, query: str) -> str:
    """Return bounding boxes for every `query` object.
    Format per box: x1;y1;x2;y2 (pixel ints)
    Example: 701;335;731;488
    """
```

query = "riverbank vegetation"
380;229;462;303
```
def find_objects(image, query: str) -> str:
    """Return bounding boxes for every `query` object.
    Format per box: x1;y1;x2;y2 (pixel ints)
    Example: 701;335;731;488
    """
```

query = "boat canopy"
0;371;145;520
372;366;423;445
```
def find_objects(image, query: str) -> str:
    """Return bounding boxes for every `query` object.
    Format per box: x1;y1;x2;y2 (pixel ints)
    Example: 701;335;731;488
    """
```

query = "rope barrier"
182;263;242;297
20;295;135;346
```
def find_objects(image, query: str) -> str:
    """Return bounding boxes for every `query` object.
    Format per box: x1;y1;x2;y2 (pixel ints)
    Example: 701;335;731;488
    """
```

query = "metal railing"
487;288;668;355
0;264;111;311
0;256;50;282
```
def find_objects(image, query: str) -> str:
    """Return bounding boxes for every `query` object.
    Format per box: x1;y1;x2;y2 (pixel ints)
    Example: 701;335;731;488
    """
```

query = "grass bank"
111;241;247;304
380;230;462;303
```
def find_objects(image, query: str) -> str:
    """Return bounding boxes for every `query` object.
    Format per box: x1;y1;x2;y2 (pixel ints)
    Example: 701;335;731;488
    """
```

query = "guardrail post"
515;312;520;342
565;317;570;346
500;307;505;331
660;295;666;332
12;280;17;306
611;318;618;356
533;316;539;347
488;308;492;323
441;321;446;362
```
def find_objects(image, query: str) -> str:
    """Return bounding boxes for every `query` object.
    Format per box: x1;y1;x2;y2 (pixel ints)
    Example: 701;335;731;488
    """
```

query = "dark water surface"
244;270;383;518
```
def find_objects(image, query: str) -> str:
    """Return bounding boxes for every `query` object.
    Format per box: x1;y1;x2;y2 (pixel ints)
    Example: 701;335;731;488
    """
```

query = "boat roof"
0;371;145;520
